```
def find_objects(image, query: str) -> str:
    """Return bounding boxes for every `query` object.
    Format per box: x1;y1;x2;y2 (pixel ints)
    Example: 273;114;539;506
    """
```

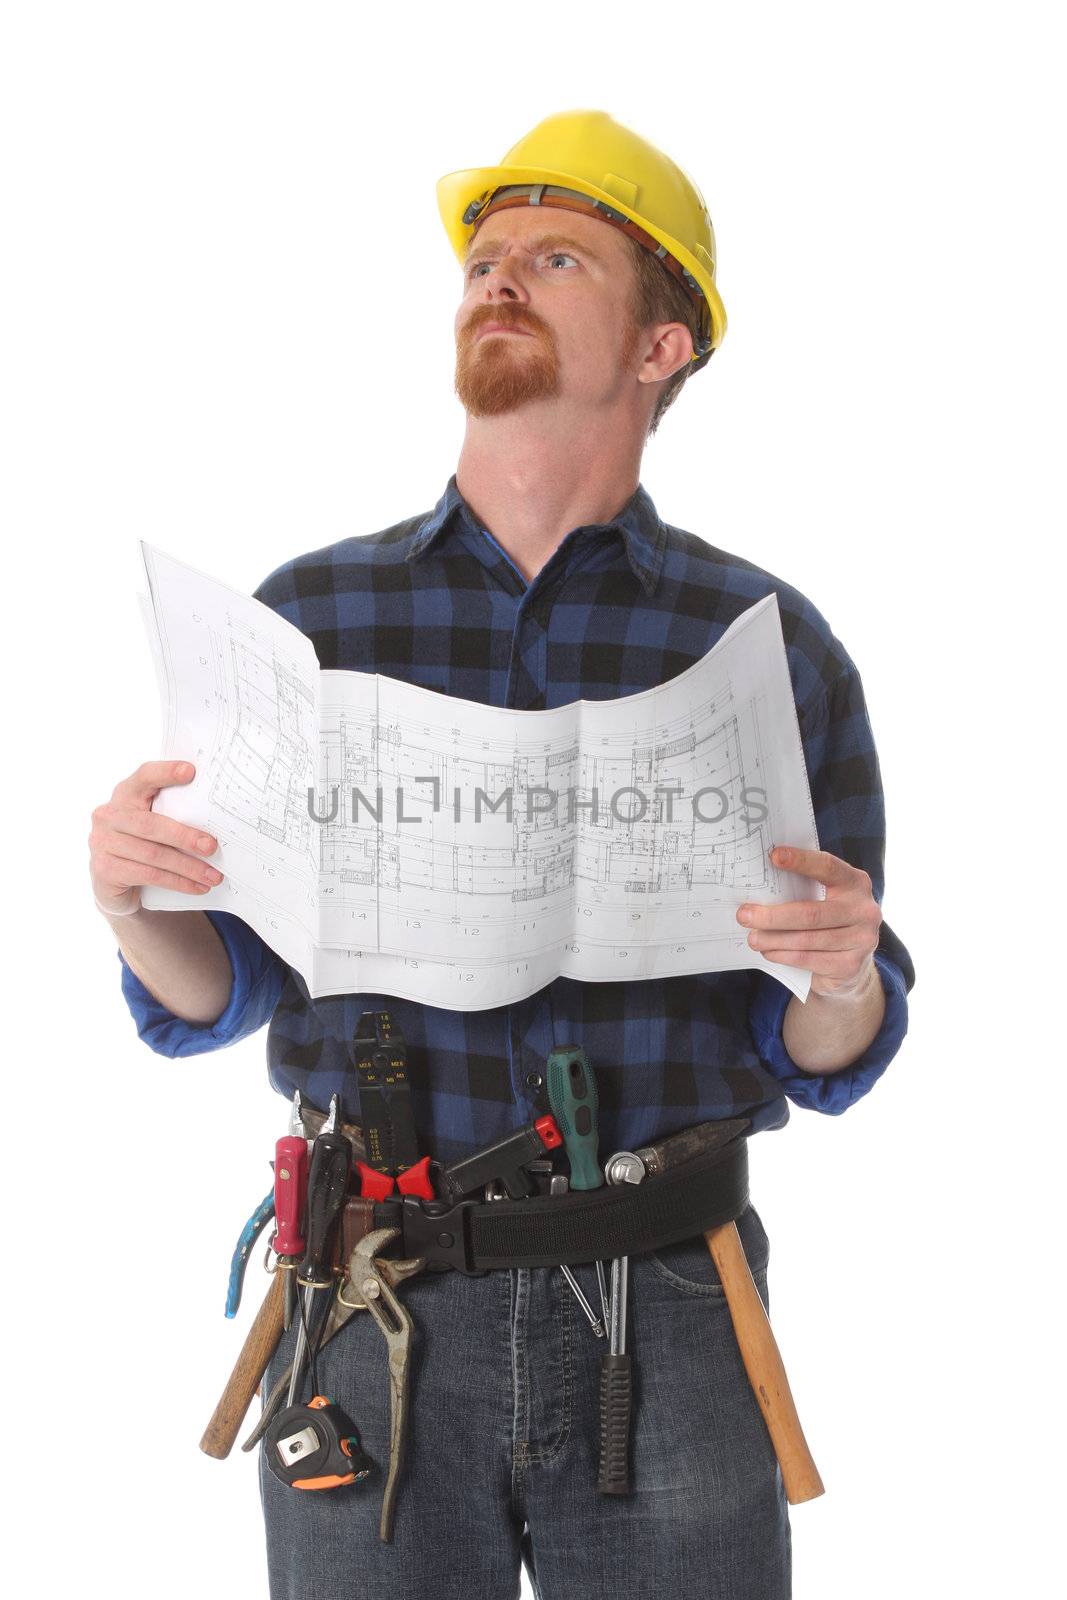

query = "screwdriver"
545;1046;611;1330
274;1090;309;1332
550;1175;605;1338
598;1150;646;1495
545;1046;602;1190
286;1094;351;1408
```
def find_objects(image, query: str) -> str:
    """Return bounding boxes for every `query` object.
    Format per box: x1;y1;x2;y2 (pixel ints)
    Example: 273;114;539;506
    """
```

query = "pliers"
356;1155;436;1200
339;1226;420;1542
225;1189;275;1319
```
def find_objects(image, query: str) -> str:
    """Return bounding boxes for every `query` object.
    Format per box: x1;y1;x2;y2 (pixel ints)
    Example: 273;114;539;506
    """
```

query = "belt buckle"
399;1196;486;1275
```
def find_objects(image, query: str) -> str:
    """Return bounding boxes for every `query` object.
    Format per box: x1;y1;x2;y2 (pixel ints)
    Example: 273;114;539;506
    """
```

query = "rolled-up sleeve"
748;661;916;1114
118;910;287;1058
750;948;911;1112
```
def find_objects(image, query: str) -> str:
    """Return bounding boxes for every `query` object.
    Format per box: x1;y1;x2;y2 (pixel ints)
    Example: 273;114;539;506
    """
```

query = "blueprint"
137;543;823;1008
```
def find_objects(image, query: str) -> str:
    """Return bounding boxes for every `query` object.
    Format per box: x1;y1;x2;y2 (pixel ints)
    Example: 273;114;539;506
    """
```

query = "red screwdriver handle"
274;1135;308;1257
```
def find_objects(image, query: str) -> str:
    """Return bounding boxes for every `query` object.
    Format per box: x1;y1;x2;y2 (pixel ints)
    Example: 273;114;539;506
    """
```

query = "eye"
465;250;580;282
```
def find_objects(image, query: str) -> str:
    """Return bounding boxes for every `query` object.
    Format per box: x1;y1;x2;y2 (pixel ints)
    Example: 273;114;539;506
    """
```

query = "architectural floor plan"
138;544;822;1008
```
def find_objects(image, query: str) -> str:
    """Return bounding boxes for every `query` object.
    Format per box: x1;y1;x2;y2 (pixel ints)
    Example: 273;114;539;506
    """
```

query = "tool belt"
206;1039;825;1527
206;1075;827;1528
300;1099;750;1276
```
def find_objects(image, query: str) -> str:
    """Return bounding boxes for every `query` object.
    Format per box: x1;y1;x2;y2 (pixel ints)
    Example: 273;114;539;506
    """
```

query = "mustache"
465;307;540;338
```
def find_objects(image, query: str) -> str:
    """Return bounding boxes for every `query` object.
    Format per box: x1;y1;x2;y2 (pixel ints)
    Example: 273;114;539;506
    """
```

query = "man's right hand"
88;760;224;916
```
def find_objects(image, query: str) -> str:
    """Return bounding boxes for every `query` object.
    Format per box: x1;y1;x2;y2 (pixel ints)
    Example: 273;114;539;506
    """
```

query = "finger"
116;760;197;801
103;833;224;894
747;926;875;954
95;857;216;898
94;801;218;859
770;845;860;889
756;949;864;978
738;896;858;932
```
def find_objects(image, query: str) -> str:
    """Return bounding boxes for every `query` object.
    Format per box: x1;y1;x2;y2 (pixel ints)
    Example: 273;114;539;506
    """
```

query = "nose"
473;258;528;305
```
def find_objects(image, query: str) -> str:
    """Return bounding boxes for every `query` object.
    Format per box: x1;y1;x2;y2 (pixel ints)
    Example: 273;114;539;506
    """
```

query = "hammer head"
634;1116;750;1178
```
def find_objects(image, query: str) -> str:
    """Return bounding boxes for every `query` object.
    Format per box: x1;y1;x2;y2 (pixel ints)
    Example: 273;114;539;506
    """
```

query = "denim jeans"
259;1201;791;1598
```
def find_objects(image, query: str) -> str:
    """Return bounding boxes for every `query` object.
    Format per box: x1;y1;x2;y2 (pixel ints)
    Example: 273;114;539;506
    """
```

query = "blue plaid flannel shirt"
118;475;914;1162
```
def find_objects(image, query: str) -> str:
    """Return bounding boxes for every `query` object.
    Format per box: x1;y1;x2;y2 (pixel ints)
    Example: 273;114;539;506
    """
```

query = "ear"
637;321;694;387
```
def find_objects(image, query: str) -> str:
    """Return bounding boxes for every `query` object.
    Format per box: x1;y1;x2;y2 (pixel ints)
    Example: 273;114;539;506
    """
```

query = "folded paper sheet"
138;543;822;1009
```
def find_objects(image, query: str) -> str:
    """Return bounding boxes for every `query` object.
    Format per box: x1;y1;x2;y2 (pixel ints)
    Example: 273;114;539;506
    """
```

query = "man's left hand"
737;845;882;998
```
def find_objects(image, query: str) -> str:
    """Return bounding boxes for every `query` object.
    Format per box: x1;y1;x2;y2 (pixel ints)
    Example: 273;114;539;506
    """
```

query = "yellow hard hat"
436;109;727;371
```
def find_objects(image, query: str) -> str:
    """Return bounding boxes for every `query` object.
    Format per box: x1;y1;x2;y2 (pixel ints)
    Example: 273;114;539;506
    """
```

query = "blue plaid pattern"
118;476;914;1162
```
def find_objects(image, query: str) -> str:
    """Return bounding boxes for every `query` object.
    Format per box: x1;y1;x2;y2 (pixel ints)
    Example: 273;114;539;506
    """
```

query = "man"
90;111;914;1598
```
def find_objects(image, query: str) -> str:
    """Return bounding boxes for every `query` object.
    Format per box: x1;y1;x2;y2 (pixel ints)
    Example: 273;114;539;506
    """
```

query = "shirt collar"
406;473;667;596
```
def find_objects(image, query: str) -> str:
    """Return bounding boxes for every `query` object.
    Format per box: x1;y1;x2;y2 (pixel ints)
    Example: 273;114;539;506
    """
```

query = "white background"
3;3;1062;1596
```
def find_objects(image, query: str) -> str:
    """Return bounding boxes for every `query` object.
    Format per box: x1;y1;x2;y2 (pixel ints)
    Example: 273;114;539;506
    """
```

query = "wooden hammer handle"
199;1270;286;1460
705;1221;825;1504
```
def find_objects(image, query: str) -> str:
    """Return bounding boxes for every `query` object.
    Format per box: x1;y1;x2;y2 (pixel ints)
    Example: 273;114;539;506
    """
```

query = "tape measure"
265;1396;373;1491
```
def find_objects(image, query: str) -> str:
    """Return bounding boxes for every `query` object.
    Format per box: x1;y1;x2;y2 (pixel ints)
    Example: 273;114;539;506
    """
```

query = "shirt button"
525;1071;543;1092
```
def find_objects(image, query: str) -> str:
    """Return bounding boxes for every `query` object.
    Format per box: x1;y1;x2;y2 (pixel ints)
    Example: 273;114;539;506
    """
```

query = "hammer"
635;1118;825;1505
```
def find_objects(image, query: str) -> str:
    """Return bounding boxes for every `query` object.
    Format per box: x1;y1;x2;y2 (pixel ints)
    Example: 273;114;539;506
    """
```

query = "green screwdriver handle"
545;1045;602;1190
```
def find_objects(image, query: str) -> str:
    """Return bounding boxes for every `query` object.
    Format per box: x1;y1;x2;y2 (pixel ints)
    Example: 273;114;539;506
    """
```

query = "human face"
453;206;641;419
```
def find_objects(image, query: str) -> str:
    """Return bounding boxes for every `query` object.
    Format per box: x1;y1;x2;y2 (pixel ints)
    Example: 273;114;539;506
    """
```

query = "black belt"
372;1134;749;1274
